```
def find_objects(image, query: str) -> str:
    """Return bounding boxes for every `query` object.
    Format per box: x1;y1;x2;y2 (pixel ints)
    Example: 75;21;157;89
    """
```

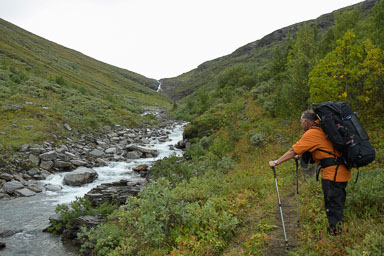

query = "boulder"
105;147;117;154
132;165;149;172
29;154;40;165
95;158;108;166
44;184;62;192
0;173;13;181
89;149;104;158
14;188;36;197
19;144;29;152
54;161;72;169
2;181;24;193
126;151;142;159
27;168;40;176
56;145;68;153
29;147;44;154
125;145;159;156
71;160;87;166
27;184;43;193
85;179;146;207
63;167;98;186
40;161;54;170
39;151;57;161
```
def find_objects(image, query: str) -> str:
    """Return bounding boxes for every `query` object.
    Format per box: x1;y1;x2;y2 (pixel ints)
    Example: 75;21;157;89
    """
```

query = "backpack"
312;101;375;171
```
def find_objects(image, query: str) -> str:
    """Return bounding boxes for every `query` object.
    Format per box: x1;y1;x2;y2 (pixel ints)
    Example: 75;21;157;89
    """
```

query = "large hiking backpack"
313;101;375;170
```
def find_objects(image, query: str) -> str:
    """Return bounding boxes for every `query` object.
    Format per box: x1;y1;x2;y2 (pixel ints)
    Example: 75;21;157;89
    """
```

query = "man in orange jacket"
268;110;352;235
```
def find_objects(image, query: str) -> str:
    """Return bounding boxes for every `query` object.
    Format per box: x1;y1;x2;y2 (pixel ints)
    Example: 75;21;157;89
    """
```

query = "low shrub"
250;130;266;146
346;168;384;217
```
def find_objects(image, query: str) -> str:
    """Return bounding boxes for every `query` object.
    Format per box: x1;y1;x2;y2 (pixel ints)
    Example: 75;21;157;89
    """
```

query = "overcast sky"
0;0;363;79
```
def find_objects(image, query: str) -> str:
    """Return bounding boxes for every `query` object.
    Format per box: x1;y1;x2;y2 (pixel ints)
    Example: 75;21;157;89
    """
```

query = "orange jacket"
292;122;352;182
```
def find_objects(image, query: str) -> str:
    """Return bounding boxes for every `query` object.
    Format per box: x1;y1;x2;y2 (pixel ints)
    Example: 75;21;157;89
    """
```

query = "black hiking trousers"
321;179;348;233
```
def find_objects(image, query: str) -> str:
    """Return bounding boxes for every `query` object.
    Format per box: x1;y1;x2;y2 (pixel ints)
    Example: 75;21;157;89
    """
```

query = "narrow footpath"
264;191;299;255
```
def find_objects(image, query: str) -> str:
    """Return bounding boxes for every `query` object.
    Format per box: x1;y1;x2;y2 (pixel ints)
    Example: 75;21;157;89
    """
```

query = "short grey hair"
301;110;316;122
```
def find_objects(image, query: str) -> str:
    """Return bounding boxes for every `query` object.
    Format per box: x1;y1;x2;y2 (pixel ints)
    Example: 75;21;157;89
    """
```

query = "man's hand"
269;160;277;168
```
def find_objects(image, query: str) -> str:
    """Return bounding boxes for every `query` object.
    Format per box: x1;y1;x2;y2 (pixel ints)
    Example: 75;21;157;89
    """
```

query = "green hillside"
160;0;376;104
0;18;170;150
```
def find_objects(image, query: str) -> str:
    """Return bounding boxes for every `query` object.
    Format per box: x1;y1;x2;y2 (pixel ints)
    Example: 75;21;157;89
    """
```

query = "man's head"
300;110;316;131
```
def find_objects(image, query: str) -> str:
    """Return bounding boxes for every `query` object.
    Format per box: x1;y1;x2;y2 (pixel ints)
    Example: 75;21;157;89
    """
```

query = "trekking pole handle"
272;166;277;179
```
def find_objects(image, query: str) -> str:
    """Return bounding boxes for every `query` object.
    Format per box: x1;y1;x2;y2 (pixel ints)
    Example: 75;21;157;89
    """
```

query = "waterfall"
156;81;162;92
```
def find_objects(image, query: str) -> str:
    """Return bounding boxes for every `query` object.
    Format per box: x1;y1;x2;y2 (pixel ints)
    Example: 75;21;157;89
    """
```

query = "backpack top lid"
314;101;353;122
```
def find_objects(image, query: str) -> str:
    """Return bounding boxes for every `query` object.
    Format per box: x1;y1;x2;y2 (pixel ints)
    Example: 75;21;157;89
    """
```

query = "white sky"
0;0;363;79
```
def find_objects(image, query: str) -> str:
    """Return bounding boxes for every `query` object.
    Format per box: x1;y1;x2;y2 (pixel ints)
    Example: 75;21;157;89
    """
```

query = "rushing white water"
0;122;185;256
156;81;162;92
42;123;185;204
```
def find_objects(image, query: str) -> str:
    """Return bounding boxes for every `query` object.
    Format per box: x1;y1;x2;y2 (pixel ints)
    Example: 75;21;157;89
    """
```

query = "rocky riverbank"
0;111;187;200
0;111;189;253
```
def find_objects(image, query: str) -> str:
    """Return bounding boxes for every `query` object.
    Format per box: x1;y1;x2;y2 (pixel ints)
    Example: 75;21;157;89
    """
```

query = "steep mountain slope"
160;0;377;101
0;18;170;148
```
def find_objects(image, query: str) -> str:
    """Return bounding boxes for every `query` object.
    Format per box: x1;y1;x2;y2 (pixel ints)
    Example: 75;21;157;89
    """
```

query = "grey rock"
44;184;62;192
113;155;125;161
63;167;98;186
71;160;87;166
6;104;22;110
0;173;13;181
54;161;72;169
56;145;68;153
27;168;40;176
14;188;36;197
57;153;70;161
126;151;142;159
41;170;51;179
85;179;146;207
105;147;117;154
64;123;72;131
28;154;40;165
27;184;43;193
2;181;24;193
96;140;108;149
46;184;62;192
95;158;108;166
126;145;159;156
64;152;76;159
19;144;29;152
40;161;54;170
39;151;57;161
29;147;44;154
89;149;104;158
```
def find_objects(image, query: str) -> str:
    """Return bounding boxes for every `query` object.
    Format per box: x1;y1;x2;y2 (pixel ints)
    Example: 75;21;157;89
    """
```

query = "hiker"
268;109;351;235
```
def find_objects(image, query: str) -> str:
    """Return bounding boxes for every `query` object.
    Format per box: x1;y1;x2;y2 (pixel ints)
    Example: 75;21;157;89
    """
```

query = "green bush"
250;130;266;146
346;168;384;217
345;229;384;255
55;75;66;85
200;136;212;149
149;155;194;185
48;197;117;234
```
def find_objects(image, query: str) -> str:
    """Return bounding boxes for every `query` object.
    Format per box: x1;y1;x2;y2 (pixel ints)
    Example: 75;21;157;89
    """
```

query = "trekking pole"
295;159;300;227
272;166;289;250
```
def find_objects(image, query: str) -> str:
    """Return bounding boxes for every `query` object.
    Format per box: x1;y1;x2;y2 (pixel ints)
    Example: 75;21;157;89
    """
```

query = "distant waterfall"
157;81;162;92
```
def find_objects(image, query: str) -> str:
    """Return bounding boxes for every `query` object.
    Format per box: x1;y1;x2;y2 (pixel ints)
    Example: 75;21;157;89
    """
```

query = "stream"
0;122;185;256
